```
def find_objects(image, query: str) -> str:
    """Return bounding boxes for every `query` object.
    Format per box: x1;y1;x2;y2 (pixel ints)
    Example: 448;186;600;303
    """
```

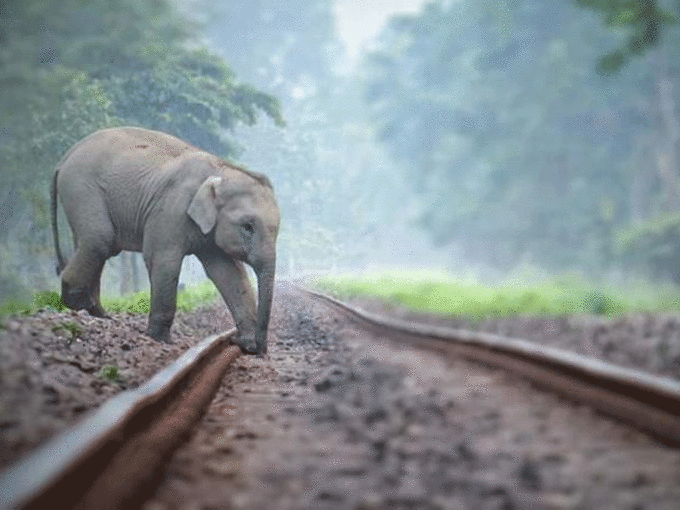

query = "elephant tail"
51;169;67;275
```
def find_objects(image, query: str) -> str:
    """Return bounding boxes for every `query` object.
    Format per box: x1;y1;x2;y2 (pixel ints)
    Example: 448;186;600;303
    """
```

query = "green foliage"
52;321;84;342
359;0;680;276
0;0;284;301
103;281;218;314
100;365;120;383
104;292;151;314
615;211;680;249
614;212;680;282
582;291;618;315
0;291;66;316
176;281;219;312
34;291;67;312
0;298;33;317
316;270;680;320
362;1;635;270
574;0;676;74
0;0;284;180
0;278;217;318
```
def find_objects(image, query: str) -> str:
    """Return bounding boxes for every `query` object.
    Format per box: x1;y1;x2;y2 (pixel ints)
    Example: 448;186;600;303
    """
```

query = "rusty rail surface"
302;287;680;447
0;329;241;510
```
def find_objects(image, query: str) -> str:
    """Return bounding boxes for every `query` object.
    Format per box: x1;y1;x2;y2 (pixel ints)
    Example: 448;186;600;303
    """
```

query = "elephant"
50;126;280;355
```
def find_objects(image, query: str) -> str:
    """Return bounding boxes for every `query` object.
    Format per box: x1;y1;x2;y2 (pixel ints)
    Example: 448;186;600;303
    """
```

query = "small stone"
316;489;345;502
203;459;238;478
629;472;649;488
364;406;388;426
354;493;384;509
395;461;426;500
518;457;541;491
314;378;333;392
313;402;340;423
456;443;475;463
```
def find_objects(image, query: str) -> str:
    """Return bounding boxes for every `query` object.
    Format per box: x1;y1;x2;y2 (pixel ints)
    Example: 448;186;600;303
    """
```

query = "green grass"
100;364;120;382
103;281;219;314
52;321;85;342
315;269;680;319
0;290;67;317
0;281;219;318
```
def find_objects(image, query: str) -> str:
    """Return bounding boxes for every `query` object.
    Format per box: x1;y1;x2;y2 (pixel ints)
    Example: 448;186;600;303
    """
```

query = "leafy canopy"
575;0;676;74
0;0;284;191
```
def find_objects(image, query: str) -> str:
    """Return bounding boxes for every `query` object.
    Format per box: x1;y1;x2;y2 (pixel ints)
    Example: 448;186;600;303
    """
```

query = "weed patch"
52;321;85;343
100;365;120;382
316;269;680;319
103;281;218;314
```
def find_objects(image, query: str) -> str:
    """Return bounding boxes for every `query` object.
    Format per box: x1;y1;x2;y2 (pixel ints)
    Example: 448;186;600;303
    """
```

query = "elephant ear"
188;176;222;234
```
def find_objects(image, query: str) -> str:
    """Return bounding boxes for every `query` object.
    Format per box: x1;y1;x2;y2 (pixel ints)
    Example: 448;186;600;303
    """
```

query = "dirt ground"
2;281;680;509
0;304;235;468
146;282;680;510
340;295;680;381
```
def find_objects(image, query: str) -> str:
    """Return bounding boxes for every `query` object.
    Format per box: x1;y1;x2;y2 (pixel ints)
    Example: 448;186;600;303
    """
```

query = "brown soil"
3;282;680;510
0;305;234;468
342;295;680;381
146;282;680;510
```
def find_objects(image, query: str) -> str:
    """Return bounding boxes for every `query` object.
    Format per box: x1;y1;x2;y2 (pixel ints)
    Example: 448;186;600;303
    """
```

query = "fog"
0;0;678;304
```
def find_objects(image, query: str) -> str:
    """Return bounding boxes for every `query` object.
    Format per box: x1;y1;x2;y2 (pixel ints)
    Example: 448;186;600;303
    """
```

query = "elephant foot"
88;303;110;319
232;333;260;356
145;322;172;343
237;344;259;356
62;283;99;314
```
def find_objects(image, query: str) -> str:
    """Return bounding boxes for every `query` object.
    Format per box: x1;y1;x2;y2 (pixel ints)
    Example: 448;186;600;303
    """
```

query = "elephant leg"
143;248;184;342
197;251;258;354
59;193;115;317
90;267;109;318
61;246;110;317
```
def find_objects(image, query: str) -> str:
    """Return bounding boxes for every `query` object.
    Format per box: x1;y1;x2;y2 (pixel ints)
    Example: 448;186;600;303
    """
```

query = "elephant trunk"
254;260;276;356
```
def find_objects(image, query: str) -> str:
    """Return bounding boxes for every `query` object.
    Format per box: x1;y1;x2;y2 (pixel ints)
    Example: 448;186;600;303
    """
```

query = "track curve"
300;287;680;446
0;329;240;510
3;284;680;510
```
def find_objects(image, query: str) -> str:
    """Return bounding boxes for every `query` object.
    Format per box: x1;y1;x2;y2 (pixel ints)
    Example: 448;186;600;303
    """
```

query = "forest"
1;0;679;306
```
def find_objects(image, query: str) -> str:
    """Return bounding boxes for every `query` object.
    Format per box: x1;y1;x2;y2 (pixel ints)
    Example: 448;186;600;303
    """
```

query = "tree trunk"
655;77;680;211
119;252;142;295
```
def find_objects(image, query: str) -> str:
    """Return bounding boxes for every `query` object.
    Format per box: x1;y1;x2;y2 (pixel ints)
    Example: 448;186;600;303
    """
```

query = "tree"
191;0;427;273
188;0;340;99
575;0;676;74
0;0;284;301
574;0;680;280
361;0;665;272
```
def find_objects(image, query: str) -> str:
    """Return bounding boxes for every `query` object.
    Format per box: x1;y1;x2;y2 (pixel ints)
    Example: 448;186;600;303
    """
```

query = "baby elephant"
51;127;280;355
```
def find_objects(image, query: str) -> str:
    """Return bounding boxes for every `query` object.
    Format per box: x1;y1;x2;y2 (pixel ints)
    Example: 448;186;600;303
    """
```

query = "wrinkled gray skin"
51;127;280;355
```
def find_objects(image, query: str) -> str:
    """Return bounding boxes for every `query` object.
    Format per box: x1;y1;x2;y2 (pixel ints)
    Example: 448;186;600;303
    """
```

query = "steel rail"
302;287;680;447
0;329;241;510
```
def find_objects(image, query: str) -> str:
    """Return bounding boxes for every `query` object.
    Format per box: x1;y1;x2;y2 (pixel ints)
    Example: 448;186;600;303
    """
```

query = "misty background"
0;0;678;304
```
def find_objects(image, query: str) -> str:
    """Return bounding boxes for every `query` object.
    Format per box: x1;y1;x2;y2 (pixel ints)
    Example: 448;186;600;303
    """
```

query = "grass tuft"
103;281;219;314
1;280;219;318
34;291;68;312
52;321;84;342
0;290;68;317
315;269;680;319
100;365;120;382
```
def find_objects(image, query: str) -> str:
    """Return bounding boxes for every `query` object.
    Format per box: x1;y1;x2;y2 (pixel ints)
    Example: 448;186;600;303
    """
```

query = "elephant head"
188;173;280;355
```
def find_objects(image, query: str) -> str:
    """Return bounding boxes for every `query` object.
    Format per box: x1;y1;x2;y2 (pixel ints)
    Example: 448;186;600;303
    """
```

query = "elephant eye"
241;220;255;236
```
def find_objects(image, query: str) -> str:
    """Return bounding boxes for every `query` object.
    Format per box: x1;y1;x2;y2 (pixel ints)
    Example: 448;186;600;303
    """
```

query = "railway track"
304;288;680;447
2;283;680;509
0;330;241;510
